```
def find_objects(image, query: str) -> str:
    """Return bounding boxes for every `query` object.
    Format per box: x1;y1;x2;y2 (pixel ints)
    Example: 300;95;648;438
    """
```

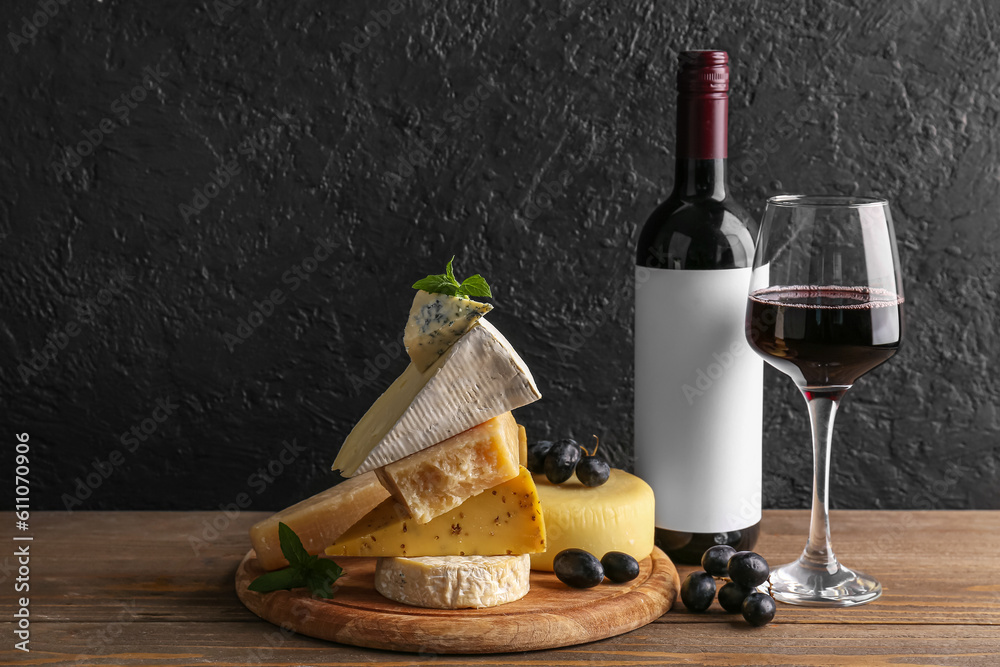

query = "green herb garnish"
412;256;493;299
248;522;343;598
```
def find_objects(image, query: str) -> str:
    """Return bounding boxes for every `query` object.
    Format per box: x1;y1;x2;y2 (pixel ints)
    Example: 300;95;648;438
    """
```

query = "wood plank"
3;621;998;666
5;511;998;628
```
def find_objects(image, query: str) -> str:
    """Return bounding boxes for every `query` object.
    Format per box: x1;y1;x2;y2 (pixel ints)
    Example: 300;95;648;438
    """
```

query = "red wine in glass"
747;286;903;389
744;194;905;607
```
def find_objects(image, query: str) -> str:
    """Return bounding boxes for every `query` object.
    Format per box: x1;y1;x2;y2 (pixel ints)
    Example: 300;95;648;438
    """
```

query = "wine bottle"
634;50;762;564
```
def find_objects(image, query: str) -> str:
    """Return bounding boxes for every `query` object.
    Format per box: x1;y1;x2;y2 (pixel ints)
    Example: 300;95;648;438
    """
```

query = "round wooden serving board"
235;548;680;654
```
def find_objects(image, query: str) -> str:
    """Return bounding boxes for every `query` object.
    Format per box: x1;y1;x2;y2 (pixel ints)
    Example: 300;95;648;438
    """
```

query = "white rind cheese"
404;290;493;372
333;319;541;476
374;554;531;609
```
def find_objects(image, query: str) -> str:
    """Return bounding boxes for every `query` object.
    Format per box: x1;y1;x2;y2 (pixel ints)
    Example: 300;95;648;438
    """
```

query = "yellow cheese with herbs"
375;412;520;524
530;469;654;571
249;471;390;571
326;467;545;558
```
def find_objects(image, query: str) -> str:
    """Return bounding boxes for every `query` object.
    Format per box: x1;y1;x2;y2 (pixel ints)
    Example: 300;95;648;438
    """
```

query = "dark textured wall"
1;0;997;512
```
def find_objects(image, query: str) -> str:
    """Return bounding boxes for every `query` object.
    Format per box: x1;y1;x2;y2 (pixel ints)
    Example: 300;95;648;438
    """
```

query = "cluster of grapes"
552;549;640;588
527;437;611;487
680;545;776;627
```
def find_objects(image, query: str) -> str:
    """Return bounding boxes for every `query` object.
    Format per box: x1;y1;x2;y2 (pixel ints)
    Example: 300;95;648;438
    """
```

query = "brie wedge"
332;318;541;476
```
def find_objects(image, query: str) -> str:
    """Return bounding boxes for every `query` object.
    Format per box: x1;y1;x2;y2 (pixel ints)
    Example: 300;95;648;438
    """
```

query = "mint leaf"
305;559;344;599
249;523;345;599
457;274;492;299
278;522;309;568
412;257;492;300
412;274;459;296
444;255;457;285
248;567;306;593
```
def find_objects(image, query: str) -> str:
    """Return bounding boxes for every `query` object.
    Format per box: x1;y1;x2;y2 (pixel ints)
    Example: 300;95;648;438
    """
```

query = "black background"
2;0;997;512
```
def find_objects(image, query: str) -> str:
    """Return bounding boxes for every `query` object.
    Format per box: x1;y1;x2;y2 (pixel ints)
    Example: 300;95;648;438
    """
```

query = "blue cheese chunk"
404;290;493;371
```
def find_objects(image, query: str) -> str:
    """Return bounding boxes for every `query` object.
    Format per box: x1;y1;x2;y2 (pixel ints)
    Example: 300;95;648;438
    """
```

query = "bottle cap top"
677;50;729;93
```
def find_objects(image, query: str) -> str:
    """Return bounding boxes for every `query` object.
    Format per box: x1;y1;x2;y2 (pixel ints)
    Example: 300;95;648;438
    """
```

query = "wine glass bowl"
746;195;904;606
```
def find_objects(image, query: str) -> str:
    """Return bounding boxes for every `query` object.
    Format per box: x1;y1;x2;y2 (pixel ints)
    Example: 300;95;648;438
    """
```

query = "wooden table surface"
2;510;998;666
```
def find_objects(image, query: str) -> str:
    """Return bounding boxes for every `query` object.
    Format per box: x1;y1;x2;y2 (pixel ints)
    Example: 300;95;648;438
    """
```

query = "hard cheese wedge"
249;472;390;571
517;423;528;467
326;467;545;558
530;469;654;571
375;554;530;609
375;412;521;524
333;319;541;477
404;290;493;372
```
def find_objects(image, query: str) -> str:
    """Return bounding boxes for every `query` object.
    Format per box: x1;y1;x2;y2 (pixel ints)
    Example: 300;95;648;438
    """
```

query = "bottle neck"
673;158;728;199
673;89;729;199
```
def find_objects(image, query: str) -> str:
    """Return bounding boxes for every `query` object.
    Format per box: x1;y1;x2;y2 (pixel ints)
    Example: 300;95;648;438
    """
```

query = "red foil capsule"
676;50;729;160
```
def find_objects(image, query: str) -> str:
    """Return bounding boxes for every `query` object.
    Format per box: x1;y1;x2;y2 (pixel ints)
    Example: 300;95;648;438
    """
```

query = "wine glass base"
768;559;882;607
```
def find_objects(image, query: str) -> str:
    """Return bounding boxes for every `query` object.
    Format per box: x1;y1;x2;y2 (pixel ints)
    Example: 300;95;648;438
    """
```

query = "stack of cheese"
250;290;545;609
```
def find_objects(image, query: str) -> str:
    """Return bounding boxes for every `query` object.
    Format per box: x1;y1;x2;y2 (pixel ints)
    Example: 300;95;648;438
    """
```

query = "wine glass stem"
801;389;846;573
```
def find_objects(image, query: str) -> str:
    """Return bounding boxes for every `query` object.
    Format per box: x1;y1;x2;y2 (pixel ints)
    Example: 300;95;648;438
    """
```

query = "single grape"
526;440;554;474
600;551;640;583
742;591;776;627
680;571;716;612
576;456;610;487
553;548;604;588
727;551;770;588
701;545;737;577
717;581;753;613
544;439;582;484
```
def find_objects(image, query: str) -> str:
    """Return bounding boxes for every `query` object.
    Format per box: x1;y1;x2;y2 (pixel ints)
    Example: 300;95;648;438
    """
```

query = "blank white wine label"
634;266;762;534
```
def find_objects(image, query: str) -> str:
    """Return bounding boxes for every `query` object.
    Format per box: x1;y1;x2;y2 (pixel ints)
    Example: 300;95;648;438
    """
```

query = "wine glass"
745;195;904;607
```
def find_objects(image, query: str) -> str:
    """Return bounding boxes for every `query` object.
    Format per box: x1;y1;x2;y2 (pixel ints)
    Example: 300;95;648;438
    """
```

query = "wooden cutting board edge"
235;547;680;654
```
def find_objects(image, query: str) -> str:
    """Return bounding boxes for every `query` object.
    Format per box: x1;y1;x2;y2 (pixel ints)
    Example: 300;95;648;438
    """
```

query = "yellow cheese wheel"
530;469;655;571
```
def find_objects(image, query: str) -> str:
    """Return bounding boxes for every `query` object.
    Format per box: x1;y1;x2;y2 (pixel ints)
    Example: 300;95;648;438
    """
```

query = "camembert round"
374;554;531;609
531;469;655;571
